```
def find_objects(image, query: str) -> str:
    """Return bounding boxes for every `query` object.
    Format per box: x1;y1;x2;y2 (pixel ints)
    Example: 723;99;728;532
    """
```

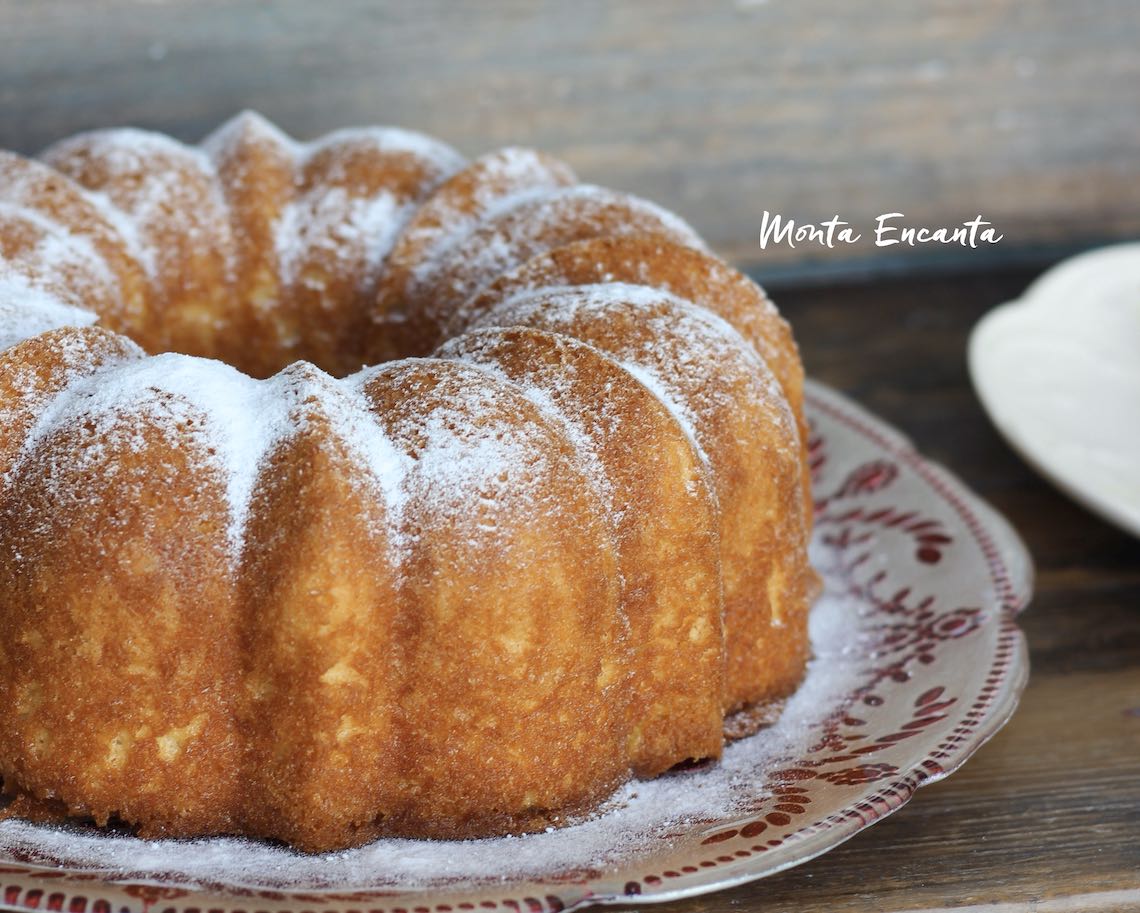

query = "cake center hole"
115;293;399;380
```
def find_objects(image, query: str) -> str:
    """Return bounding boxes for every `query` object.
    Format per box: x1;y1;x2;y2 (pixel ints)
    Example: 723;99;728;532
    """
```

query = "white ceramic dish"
969;242;1140;538
0;380;1033;913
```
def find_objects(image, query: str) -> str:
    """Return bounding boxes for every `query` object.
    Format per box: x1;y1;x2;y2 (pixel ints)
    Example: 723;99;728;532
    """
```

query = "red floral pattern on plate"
0;380;1032;913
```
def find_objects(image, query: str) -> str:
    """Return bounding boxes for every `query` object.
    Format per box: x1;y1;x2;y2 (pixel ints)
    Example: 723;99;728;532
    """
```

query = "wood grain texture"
2;0;1138;275
625;266;1140;912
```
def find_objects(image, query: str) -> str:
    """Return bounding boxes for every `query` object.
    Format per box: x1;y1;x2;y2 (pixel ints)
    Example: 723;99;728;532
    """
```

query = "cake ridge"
301;124;466;173
199;109;296;161
360;356;592;552
41;126;227;287
405;181;565;289
465;279;811;710
0;200;120;298
439;331;623;537
0;149;121;245
4;354;411;558
473;279;799;466
273;123;465;294
390;183;710;360
392;147;577;277
273;186;405;290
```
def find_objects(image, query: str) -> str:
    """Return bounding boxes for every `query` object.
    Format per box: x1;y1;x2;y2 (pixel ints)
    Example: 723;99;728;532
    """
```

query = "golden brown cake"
0;112;817;852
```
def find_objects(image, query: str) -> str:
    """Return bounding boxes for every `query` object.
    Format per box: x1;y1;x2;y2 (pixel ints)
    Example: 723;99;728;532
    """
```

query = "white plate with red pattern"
0;380;1032;913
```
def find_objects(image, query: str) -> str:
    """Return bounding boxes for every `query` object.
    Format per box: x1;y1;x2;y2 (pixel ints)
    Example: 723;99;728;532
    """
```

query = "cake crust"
0;113;817;852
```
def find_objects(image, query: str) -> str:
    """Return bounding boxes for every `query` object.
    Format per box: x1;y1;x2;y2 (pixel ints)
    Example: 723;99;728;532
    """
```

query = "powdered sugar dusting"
620;359;708;467
273;364;411;544
398;148;576;296
419;185;709;334
79;188;155;276
7;355;277;553
200;110;298;163
0;151;144;282
269;126;463;299
0;202;120;300
353;359;576;555
45;128;213;179
472;282;794;468
5;355;408;557
408;183;559;291
0;275;97;351
304;125;465;178
436;332;620;530
274;189;403;290
42;128;235;286
0;578;857;891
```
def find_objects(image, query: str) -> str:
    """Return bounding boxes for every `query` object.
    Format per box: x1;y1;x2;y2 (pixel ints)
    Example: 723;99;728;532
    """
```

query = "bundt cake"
0;112;818;852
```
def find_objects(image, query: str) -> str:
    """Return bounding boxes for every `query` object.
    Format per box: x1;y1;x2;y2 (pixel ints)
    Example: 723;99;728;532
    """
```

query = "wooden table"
619;264;1139;913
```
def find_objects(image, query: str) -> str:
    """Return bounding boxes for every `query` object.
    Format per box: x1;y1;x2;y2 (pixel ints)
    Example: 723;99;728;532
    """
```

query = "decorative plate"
969;241;1140;538
0;380;1032;913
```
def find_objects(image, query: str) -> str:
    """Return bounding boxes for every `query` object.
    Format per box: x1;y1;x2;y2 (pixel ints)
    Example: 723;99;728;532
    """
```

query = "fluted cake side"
0;112;817;852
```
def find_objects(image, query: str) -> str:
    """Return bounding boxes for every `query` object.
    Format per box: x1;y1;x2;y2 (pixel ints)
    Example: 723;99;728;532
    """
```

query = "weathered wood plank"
2;0;1138;275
